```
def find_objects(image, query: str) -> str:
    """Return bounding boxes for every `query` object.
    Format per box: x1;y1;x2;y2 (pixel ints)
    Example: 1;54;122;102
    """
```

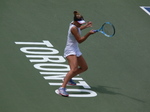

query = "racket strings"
103;24;115;36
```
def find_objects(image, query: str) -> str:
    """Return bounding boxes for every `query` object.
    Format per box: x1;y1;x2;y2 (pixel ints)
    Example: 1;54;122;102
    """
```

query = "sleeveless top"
64;22;82;57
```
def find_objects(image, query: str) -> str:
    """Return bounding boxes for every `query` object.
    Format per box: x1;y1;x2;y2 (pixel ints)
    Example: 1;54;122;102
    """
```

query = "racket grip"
93;30;98;32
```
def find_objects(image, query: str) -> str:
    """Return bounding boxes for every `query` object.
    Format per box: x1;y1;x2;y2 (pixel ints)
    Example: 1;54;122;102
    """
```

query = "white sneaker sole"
55;89;69;97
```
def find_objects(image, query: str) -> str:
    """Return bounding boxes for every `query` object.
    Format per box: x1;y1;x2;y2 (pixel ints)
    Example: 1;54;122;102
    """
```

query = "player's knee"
71;68;78;74
82;65;88;72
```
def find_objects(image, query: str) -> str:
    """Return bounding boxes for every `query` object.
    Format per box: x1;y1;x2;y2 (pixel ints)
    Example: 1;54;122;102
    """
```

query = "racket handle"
93;30;98;32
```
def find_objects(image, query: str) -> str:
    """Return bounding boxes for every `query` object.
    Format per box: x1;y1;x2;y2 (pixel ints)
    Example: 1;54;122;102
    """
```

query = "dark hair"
73;11;84;21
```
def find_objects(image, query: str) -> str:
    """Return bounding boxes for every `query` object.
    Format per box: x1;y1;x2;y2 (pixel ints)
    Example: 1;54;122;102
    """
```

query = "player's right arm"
71;26;95;44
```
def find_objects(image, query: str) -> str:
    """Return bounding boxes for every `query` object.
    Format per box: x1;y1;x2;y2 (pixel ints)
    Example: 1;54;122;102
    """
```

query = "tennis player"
58;11;96;97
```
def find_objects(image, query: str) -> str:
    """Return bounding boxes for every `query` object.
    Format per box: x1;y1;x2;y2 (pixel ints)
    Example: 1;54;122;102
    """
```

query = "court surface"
0;0;150;112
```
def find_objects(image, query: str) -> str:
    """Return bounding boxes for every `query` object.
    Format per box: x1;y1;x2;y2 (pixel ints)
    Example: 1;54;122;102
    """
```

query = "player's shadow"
91;85;145;103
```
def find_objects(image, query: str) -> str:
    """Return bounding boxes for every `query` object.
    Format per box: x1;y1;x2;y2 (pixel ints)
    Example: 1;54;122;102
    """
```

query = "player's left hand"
86;21;93;28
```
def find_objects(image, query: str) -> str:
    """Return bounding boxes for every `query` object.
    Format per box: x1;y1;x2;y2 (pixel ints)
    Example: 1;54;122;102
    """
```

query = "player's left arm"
80;21;93;30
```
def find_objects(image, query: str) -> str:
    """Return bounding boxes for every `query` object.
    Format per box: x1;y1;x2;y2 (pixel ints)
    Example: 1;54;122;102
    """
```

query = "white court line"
140;6;150;16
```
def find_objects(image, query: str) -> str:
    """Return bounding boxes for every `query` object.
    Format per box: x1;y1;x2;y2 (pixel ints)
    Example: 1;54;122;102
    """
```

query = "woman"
58;11;96;97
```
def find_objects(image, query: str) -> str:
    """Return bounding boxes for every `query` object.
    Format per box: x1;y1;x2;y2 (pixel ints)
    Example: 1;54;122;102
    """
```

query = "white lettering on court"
15;40;97;97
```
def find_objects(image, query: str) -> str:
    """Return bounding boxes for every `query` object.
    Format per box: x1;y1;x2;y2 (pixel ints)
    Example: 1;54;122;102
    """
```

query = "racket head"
97;22;115;37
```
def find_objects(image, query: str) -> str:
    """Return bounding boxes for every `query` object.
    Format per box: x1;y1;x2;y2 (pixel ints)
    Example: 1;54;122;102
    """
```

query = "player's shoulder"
71;25;77;29
71;26;78;33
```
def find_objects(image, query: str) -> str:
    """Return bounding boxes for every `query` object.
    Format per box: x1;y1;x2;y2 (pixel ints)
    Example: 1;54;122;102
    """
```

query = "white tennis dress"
64;22;82;58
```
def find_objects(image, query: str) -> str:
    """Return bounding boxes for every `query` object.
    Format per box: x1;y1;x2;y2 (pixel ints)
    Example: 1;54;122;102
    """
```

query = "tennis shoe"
58;87;69;97
62;78;76;85
68;79;76;85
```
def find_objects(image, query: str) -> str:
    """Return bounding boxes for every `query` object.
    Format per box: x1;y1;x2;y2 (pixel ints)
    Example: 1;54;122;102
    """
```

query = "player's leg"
71;55;88;77
61;55;78;88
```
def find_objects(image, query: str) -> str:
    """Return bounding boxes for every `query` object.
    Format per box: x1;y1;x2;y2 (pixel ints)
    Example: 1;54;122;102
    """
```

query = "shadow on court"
91;85;145;103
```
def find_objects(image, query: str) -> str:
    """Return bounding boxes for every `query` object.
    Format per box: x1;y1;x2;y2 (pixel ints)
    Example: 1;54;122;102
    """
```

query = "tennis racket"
93;22;115;37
